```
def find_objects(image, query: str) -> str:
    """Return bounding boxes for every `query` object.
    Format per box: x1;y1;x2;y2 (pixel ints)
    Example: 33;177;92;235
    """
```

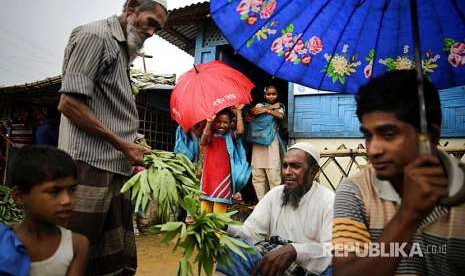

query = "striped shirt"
58;15;139;176
333;150;465;275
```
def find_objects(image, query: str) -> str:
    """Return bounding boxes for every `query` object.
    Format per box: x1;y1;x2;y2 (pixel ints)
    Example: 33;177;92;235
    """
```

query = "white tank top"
29;226;74;276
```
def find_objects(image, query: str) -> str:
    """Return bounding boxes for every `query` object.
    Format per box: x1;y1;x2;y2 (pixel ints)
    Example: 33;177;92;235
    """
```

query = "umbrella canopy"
170;60;254;131
210;0;465;94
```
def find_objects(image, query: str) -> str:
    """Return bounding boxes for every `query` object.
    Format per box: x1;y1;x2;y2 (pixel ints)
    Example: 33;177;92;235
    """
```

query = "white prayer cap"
288;142;320;165
151;0;167;10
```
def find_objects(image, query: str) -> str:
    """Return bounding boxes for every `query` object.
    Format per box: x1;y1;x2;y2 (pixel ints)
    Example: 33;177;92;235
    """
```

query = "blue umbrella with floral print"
210;0;465;93
210;0;465;206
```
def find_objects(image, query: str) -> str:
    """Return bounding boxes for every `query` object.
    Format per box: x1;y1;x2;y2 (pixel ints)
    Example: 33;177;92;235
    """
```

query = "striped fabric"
68;161;136;276
58;15;139;176
333;151;465;275
210;174;232;199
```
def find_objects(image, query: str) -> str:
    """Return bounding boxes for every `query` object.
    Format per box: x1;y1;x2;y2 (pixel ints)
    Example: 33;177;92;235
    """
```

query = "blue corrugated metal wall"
289;86;465;138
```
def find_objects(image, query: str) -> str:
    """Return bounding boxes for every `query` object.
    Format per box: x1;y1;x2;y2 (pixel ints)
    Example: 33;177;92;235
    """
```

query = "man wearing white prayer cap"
57;0;168;275
217;142;334;276
288;141;321;166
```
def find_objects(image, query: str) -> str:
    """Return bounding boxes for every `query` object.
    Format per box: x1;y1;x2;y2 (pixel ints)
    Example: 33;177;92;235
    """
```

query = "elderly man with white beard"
57;1;167;275
216;142;334;276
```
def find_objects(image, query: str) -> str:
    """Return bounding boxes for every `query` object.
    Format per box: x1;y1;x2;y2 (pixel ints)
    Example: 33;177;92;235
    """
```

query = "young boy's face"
213;114;231;135
16;176;78;226
264;88;278;104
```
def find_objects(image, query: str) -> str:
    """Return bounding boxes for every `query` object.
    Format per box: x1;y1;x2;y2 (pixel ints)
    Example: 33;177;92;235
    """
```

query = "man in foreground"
217;142;334;276
332;70;465;276
57;0;168;274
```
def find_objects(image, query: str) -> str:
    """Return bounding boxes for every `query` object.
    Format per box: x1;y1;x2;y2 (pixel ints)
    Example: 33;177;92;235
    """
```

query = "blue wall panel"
289;86;465;138
441;86;465;137
290;94;361;138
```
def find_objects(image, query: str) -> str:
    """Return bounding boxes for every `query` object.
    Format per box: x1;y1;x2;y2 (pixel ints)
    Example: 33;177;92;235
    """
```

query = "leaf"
246;38;254;47
240;14;249;20
134;186;144;212
121;171;143;193
287;23;294;33
180;223;187;239
160;221;184;232
227;236;254;249
182;237;196;260
148;166;161;194
368;49;375;59
178;258;190;276
331;74;338;83
161;229;180;244
221;236;247;260
140;171;151;195
442;38;455;51
175;153;195;170
141;195;149;213
201;257;214;276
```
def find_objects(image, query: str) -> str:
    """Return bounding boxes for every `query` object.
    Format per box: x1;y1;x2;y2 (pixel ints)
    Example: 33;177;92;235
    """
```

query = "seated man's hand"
252;244;297;276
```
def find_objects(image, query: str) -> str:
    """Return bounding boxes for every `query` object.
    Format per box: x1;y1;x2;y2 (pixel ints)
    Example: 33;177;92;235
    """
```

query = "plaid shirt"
255;236;318;276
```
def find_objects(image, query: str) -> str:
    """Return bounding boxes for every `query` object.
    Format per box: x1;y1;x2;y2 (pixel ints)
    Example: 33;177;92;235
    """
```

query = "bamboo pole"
320;146;465;157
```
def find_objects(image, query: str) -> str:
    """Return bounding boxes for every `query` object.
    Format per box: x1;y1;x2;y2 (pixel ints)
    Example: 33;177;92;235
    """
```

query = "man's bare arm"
58;94;149;165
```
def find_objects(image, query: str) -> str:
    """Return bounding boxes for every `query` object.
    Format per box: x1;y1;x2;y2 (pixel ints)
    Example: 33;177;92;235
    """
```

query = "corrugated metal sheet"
0;76;62;94
156;1;210;56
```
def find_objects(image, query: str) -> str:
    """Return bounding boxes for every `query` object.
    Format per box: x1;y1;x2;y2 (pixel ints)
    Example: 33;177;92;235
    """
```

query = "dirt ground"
134;204;252;276
135;233;183;276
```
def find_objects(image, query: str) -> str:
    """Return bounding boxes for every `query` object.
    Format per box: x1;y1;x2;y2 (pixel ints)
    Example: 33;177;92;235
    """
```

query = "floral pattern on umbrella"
211;0;465;93
378;45;440;75
323;44;361;84
444;38;465;68
270;24;324;65
246;20;279;47
236;0;277;25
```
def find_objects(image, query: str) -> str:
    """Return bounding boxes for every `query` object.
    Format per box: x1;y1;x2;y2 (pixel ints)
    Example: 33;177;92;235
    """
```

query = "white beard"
126;24;144;63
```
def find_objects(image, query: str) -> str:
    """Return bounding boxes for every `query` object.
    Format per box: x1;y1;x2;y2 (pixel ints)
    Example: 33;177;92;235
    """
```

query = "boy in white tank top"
8;146;89;275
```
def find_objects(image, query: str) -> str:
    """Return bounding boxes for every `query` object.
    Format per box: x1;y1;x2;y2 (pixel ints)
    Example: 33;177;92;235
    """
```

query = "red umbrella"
170;60;254;131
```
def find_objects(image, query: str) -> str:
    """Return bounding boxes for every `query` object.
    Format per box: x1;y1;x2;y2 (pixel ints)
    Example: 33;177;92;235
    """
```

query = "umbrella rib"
430;0;454;86
317;0;365;90
269;0;334;78
451;0;465;24
370;0;391;78
338;0;373;92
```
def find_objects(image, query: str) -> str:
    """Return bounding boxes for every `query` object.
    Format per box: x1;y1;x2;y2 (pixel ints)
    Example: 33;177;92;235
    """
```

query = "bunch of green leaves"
121;151;200;222
150;197;256;276
0;184;23;224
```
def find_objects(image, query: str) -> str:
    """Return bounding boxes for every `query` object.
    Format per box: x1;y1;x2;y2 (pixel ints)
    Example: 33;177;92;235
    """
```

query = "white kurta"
227;183;334;274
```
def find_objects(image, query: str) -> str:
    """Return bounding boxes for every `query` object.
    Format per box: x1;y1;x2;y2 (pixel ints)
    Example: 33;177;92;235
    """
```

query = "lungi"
68;161;136;276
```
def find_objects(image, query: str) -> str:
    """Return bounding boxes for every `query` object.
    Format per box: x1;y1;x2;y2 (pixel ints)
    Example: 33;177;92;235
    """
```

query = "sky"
0;0;204;86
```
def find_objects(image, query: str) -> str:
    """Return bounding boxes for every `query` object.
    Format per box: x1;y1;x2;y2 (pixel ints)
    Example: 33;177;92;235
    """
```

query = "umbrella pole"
410;0;431;155
411;0;465;206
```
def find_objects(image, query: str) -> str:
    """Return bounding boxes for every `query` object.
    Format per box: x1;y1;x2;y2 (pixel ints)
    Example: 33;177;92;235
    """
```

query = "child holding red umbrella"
199;104;248;214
